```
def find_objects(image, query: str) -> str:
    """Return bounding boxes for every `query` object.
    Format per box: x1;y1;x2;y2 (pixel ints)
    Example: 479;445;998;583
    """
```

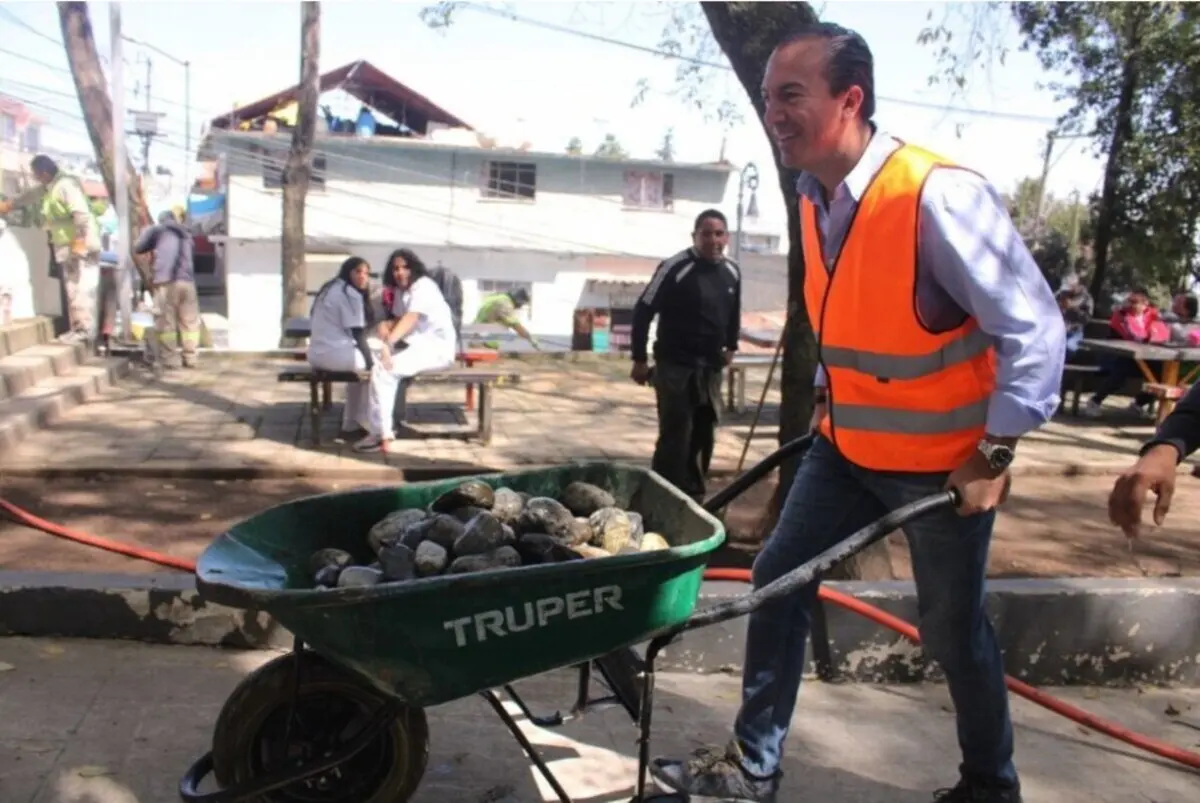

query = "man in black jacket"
630;209;741;500
1110;382;1200;535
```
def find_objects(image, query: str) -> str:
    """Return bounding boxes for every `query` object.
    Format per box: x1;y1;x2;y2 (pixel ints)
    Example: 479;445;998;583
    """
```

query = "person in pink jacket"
1084;288;1169;417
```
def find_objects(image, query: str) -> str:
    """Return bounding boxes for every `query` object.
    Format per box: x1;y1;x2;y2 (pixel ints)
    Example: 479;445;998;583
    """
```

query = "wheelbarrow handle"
682;486;962;634
701;433;816;515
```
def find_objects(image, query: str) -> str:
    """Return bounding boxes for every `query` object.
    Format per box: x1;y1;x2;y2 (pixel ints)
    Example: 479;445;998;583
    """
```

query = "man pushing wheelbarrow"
646;21;1066;803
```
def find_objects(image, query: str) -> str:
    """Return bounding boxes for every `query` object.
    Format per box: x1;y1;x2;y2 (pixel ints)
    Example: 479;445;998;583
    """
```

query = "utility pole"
1067;189;1082;270
280;1;321;344
131;52;163;176
1030;131;1055;239
121;34;193;198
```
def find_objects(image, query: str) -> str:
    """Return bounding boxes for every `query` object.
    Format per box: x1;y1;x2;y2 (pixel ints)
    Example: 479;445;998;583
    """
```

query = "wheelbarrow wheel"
210;651;429;802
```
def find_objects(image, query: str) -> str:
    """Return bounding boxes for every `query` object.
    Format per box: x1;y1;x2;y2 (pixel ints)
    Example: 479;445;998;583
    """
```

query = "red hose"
1;495;1197;771
704;567;1200;771
0;497;197;572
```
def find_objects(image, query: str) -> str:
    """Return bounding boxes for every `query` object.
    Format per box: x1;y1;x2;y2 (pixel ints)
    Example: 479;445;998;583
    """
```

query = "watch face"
989;446;1015;470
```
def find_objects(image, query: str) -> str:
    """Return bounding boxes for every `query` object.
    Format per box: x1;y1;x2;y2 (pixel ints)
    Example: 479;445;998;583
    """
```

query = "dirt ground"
708;471;1200;578
0;473;1197;579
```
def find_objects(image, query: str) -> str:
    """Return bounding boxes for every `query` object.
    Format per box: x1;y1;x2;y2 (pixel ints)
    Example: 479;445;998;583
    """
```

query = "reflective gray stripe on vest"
831;398;989;434
821;327;992;381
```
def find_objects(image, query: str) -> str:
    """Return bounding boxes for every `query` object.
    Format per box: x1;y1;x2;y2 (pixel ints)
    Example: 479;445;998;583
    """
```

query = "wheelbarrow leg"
480;689;573;803
631;633;687;802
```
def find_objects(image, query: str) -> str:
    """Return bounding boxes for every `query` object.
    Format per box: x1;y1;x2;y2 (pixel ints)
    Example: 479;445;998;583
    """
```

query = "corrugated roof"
208;59;472;133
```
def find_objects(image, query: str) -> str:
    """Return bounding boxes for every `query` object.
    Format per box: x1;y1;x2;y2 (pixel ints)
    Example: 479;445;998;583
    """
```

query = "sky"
0;0;1106;239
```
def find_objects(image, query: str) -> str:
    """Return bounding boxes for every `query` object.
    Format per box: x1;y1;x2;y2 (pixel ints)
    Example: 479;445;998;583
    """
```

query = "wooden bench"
1060;363;1102;416
726;354;778;414
1141;382;1191;424
277;365;520;446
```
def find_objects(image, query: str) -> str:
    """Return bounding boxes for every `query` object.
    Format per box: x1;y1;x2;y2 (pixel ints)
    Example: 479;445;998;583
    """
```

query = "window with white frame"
478;279;533;321
622;170;675;211
21;124;39;152
483;161;537;201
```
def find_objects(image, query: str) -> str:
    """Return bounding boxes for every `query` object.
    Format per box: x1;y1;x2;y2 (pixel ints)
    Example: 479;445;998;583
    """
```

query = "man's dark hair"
508;287;531;307
1184;294;1199;320
30;154;58;176
693;209;727;232
781;22;876;121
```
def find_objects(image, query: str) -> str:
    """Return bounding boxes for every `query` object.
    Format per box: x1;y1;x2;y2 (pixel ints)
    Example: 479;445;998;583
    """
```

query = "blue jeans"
733;436;1017;787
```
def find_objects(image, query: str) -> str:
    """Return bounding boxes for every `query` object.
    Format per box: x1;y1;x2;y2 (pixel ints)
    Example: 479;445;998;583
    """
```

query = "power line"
458;1;1060;124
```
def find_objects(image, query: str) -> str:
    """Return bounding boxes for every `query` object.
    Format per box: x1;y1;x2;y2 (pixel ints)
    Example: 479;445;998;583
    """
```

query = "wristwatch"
977;439;1015;472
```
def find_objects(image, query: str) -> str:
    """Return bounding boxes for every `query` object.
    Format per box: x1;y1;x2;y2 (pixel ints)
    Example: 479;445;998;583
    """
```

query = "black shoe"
933;777;1022;802
650;742;780;802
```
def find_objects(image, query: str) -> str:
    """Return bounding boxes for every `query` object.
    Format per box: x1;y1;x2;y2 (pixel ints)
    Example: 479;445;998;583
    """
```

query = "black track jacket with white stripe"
631;247;741;368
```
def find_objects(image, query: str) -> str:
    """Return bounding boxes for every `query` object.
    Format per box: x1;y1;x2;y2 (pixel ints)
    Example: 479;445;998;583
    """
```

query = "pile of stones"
310;479;671;589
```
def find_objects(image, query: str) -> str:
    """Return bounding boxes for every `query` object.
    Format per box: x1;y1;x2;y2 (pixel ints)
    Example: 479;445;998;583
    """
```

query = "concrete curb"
2;571;1196;686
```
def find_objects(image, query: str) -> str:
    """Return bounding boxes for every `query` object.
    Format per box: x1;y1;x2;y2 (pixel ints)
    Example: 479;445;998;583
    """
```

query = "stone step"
0;317;55;359
0;341;89;402
0;357;130;457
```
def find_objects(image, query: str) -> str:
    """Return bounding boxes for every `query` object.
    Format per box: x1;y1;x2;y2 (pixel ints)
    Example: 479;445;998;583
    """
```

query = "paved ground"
0;357;1188;478
0;638;1196;803
2;473;1198;578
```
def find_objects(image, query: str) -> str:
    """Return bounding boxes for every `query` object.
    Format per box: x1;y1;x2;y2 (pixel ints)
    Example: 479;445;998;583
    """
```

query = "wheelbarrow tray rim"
193;461;726;613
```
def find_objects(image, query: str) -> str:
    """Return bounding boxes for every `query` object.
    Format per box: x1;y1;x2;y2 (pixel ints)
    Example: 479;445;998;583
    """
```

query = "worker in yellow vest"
473;287;540;350
0;154;102;341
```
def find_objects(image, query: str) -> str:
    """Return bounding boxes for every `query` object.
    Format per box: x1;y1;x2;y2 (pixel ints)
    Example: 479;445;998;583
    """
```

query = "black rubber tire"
210;651;429;803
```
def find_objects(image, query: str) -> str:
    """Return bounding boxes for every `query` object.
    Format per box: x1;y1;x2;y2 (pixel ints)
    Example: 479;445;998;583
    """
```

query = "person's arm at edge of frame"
918;168;1067;514
1108;381;1200;538
630;258;669;385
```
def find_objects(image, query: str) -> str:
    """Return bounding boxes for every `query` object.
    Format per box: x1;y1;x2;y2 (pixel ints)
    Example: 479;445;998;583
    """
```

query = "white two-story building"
198;60;784;350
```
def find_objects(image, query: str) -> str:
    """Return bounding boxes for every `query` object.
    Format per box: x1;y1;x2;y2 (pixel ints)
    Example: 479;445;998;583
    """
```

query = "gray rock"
379;544;416;581
515;532;572;564
432;480;495;513
308;548;353;577
448;505;489;524
491;487;525;525
447;545;522;574
367;509;427;554
313;564;342;588
401;514;465;552
337;565;384;587
559;481;616;517
414;540;449;576
567;517;593;547
627;511;645;547
589;507;633;554
518;497;575;540
454;512;513;556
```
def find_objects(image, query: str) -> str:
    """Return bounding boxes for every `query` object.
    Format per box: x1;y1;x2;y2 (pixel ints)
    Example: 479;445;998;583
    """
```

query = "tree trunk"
57;1;153;287
1088;11;1144;302
700;1;895;580
281;1;321;345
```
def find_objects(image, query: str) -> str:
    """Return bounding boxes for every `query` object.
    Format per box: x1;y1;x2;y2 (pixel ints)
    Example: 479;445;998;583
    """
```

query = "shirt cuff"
814;363;827;388
985;391;1061;439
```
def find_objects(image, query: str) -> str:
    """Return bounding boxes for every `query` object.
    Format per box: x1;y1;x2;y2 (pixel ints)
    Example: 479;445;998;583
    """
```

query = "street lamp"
734;162;760;263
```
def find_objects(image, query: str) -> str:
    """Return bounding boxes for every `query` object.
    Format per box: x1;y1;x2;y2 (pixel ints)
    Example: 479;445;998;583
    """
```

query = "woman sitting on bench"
354;248;457;453
306;256;376;437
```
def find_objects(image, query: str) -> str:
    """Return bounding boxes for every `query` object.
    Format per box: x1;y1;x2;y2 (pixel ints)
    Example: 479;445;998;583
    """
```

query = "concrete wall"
217;135;740;259
219;238;788;351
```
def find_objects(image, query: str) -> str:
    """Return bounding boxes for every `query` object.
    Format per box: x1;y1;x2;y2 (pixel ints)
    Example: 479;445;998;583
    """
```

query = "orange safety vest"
802;143;996;473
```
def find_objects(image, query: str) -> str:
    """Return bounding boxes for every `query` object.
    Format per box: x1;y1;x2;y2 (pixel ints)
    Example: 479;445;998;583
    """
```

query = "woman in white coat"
306;256;375;437
354;249;457;453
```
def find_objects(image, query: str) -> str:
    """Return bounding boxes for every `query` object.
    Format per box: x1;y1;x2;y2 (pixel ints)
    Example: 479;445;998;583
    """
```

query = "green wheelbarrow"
178;435;959;802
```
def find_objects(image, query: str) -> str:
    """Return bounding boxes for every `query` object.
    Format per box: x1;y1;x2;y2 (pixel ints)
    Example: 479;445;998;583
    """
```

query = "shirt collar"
794;125;899;207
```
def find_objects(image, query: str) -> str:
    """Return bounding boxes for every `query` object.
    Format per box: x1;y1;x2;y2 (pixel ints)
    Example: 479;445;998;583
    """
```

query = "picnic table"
1080;338;1200;423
